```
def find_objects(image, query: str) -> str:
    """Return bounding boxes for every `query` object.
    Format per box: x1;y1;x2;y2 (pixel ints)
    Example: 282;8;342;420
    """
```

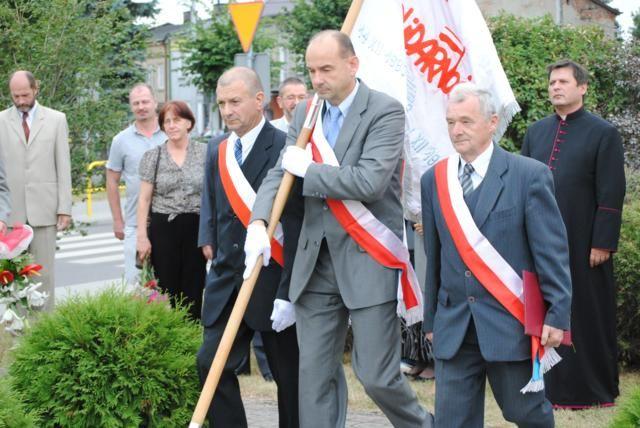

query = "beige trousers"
28;225;57;311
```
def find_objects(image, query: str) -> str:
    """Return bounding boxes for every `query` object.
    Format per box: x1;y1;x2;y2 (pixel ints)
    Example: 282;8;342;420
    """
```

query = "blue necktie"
323;106;342;148
234;138;243;166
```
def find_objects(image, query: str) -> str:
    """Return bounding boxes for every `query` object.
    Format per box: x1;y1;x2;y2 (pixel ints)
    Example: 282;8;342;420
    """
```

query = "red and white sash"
434;154;561;393
308;110;423;325
218;139;285;267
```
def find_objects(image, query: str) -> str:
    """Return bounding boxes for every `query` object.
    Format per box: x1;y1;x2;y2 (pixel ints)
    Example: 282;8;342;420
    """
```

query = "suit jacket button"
468;296;476;303
465;270;471;278
233;243;239;249
313;240;319;247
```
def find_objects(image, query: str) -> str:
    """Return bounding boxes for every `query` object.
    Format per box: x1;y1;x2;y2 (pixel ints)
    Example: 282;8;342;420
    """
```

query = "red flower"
0;270;15;284
19;264;42;277
144;279;157;289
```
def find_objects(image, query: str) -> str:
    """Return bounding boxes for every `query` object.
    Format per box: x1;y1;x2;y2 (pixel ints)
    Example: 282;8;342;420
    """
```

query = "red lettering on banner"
402;5;472;94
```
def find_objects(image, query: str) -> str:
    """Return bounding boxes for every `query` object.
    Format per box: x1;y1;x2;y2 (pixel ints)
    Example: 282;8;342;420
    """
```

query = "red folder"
523;270;572;346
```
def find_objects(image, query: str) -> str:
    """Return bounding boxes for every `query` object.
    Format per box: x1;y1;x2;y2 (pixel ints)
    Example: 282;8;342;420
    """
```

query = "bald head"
217;67;264;96
307;30;355;59
9;70;38;112
305;30;358;106
9;70;37;90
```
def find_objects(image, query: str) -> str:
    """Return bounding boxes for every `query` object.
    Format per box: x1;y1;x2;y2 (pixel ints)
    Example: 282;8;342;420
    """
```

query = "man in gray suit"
244;30;432;427
420;83;572;427
0;71;72;310
0;155;10;234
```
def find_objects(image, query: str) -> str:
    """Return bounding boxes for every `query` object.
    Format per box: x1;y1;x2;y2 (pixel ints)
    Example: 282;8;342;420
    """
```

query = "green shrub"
0;376;41;427
8;288;202;427
610;385;640;428
615;170;640;367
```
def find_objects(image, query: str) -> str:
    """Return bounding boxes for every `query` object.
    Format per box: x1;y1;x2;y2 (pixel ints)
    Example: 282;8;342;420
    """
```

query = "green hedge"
8;288;202;427
615;171;640;367
610;385;640;428
0;377;41;427
488;15;638;153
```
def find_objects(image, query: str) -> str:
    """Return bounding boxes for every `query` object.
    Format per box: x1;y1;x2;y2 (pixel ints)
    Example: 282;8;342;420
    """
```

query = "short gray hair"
448;83;496;119
217;66;264;96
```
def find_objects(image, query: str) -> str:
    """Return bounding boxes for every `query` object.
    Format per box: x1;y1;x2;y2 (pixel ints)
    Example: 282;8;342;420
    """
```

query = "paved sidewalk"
245;399;391;427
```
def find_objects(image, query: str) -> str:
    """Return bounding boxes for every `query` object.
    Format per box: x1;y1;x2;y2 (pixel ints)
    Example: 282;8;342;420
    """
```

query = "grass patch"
238;351;638;427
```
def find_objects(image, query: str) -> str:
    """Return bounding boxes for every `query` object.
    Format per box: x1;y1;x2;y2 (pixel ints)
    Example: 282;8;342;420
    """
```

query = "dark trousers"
149;212;206;319
434;320;554;428
196;293;299;428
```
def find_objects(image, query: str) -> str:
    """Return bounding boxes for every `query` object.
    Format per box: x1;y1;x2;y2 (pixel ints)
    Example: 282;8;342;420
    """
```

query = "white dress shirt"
229;117;266;164
458;142;494;191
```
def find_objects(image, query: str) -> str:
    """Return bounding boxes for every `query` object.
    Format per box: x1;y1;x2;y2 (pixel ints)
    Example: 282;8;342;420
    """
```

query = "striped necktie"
234;138;243;166
460;163;475;196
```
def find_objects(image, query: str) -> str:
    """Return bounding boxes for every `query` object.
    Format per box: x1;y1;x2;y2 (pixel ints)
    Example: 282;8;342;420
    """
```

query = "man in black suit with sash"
196;67;299;428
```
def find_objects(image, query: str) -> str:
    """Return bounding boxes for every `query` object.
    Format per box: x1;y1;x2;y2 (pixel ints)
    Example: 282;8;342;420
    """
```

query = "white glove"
270;299;296;332
243;222;271;279
281;145;313;178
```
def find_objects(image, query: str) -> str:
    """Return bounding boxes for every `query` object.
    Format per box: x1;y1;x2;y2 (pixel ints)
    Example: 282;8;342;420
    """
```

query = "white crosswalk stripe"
56;232;124;264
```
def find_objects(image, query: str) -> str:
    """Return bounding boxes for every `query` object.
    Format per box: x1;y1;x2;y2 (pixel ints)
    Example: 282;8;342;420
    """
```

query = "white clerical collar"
325;80;360;118
229;116;266;163
458;142;494;180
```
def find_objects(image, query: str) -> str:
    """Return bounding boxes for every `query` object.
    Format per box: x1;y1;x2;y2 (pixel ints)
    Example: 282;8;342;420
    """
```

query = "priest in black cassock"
522;59;625;409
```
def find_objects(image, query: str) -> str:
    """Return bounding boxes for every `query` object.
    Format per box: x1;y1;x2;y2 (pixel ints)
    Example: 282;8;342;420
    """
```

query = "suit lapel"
8;106;27;145
473;145;508;230
333;83;368;164
27;107;46;145
241;121;274;190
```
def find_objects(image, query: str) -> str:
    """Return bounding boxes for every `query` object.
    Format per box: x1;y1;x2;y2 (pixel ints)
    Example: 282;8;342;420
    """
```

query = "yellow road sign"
229;1;265;53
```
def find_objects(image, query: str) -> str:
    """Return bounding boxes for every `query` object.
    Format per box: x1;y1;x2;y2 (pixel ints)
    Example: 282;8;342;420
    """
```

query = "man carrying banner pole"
421;83;572;427
244;30;432;427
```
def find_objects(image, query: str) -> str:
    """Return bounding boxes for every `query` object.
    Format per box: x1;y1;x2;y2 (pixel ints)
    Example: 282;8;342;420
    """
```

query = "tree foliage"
0;0;155;190
632;9;640;41
182;11;277;95
280;0;351;68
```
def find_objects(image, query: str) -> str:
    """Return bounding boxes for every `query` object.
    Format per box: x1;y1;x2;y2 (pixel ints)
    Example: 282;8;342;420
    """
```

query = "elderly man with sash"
196;67;299;428
420;83;572;427
244;30;431;427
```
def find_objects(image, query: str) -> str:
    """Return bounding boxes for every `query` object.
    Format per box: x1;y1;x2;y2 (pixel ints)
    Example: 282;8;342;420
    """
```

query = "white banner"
352;0;520;221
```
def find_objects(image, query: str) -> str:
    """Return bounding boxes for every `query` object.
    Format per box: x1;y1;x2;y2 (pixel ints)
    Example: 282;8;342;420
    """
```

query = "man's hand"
113;219;125;240
281;146;313;178
0;221;7;235
243;221;271;279
540;324;564;348
270;299;296;332
413;223;424;236
57;214;71;231
202;245;214;261
590;248;611;268
425;332;433;342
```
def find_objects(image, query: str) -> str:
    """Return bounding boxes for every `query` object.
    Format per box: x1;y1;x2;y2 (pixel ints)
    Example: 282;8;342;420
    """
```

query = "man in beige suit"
0;70;72;310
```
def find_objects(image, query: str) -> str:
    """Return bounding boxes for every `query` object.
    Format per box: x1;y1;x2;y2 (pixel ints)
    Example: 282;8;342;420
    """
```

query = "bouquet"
134;257;168;304
0;224;48;335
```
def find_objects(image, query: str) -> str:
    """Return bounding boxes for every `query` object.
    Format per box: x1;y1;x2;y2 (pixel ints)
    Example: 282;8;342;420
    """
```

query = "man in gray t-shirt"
106;84;165;284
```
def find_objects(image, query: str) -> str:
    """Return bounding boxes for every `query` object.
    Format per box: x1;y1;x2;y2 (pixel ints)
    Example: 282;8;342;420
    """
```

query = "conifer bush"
610;385;640;428
0;377;41;427
8;288;202;427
